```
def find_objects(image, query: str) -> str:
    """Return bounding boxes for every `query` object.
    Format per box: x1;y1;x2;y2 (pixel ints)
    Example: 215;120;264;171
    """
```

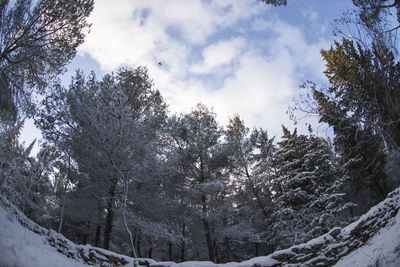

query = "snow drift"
1;187;400;267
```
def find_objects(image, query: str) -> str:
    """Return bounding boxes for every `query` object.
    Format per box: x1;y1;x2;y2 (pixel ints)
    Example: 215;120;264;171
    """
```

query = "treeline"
2;66;399;262
1;0;400;264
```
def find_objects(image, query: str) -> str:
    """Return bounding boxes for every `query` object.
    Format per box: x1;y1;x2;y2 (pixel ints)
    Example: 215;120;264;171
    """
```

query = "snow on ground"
0;205;91;267
1;188;400;267
334;208;400;267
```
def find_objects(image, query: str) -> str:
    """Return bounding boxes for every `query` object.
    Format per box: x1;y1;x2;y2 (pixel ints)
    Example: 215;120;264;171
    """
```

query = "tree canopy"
0;0;93;122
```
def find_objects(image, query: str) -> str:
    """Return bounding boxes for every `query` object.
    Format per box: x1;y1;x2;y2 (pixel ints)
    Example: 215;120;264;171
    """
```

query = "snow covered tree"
268;126;348;250
37;67;168;254
0;120;53;225
311;88;389;215
0;0;93;121
0;120;32;207
225;115;276;258
168;104;229;262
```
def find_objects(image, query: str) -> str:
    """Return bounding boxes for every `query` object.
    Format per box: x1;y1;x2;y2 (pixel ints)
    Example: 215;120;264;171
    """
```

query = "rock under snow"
1;187;400;267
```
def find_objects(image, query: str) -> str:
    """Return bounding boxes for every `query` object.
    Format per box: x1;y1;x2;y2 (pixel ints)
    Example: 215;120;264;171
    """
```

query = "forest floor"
1;188;399;267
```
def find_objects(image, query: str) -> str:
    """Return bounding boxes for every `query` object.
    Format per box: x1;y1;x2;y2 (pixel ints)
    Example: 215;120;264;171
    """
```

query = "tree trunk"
180;224;186;262
169;241;173;261
255;242;259;257
103;178;118;249
224;237;230;262
95;204;102;247
200;156;215;262
202;195;215;262
83;221;90;244
136;229;142;257
58;179;70;233
95;224;101;247
122;178;137;258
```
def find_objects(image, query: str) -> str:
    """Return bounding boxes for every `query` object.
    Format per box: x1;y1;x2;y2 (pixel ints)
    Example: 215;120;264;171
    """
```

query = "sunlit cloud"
190;37;245;74
78;0;334;138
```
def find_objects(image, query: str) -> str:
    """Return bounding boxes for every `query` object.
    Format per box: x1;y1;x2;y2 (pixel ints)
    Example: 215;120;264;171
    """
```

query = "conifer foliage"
1;0;400;264
0;0;94;120
268;126;348;250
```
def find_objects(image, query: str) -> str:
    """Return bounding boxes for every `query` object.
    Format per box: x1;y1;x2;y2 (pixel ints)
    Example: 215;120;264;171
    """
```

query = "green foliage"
319;38;400;151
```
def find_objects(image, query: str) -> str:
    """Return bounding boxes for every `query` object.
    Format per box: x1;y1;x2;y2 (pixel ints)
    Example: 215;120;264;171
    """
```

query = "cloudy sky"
22;0;355;149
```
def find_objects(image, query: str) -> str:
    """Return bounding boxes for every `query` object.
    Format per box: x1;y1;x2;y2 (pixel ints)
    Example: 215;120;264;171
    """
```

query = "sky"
21;0;355;152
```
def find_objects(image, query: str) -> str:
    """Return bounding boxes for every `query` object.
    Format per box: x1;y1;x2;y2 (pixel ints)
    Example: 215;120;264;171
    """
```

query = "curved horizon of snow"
0;204;90;267
1;187;399;267
333;205;400;267
168;187;400;267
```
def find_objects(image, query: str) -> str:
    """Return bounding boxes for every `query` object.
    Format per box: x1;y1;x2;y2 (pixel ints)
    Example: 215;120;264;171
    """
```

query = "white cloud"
204;50;296;137
80;0;261;70
252;17;330;81
77;0;333;137
190;37;245;74
302;8;319;23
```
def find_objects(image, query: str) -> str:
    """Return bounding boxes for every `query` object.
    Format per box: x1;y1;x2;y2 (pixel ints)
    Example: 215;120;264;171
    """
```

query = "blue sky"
21;0;354;151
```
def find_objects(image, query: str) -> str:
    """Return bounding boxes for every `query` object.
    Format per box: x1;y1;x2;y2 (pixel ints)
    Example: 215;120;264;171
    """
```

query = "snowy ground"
334;208;400;267
1;191;400;267
0;205;90;267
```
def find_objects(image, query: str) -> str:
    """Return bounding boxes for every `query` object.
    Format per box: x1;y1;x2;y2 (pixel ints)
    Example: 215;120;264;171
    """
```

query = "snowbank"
1;187;399;267
334;206;400;266
0;196;156;267
0;199;89;267
149;187;400;267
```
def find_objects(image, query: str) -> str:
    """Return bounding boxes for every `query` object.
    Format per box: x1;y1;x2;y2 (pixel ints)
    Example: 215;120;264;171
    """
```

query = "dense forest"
1;0;400;264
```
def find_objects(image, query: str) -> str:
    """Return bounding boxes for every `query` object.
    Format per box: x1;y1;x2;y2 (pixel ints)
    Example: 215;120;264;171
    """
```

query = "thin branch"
378;0;400;8
387;24;400;32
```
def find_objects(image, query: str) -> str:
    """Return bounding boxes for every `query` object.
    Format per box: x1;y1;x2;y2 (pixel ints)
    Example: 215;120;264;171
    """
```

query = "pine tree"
37;67;168;254
225;115;276;258
320;38;400;151
0;0;93;120
268;126;348;250
168;104;229;262
312;89;388;214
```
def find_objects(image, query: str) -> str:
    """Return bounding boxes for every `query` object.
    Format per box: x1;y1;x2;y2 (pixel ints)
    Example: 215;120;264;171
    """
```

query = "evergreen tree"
0;0;93;120
37;67;168;254
168;104;229;262
320;38;400;151
225;115;276;257
0;120;53;224
312;88;389;214
268;126;348;250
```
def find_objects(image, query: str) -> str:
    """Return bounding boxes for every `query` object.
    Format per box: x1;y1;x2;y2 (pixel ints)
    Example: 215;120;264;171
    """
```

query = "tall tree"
37;67;167;253
0;0;93;121
319;38;400;151
291;0;398;216
311;89;388;212
225;115;276;257
0;120;53;224
168;104;228;262
268;126;348;250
